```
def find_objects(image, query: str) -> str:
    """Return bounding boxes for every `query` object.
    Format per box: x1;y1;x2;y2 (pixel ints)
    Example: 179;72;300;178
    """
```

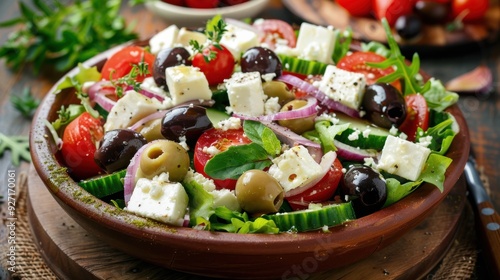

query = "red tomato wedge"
101;46;155;82
61;112;104;180
337;0;373;17
193;128;252;190
286;158;344;210
398;94;429;141
337;51;401;91
253;19;297;49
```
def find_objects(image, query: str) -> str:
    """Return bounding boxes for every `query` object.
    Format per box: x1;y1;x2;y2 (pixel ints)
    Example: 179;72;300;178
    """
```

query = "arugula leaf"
331;28;353;64
10;87;40;118
0;133;30;166
243;120;281;156
0;0;138;74
51;104;86;131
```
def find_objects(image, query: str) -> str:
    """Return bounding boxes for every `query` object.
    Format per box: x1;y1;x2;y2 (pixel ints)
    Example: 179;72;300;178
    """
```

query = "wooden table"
1;0;499;279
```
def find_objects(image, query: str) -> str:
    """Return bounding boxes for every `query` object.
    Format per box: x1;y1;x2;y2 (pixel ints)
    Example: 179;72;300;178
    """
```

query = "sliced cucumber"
278;54;329;76
265;202;355;232
78;169;126;198
335;113;390;150
206;108;230;126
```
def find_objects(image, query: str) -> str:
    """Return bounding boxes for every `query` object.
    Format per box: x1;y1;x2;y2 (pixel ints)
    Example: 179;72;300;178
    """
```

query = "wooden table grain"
1;0;499;279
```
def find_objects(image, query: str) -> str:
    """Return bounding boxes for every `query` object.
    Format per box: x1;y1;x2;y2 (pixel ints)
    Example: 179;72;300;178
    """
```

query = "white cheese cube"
377;135;431;181
165;65;212;105
149;25;180;54
177;27;208;53
318;65;366;110
268;145;323;193
220;23;259;60
225;71;265;116
104;90;167;132
211;189;241;212
295;22;337;64
126;173;188;226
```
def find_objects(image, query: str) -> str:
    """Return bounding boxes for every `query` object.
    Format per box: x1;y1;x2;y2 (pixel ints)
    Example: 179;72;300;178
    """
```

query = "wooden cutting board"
26;166;467;279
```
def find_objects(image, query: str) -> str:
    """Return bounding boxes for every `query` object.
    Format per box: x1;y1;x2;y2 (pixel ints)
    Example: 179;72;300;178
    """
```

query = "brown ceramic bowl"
29;42;470;279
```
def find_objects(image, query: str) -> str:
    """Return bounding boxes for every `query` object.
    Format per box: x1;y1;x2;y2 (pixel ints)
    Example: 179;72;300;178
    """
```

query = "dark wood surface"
1;0;499;279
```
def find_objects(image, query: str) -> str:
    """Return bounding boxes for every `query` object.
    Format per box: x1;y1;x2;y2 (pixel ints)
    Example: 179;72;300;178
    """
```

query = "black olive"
414;1;449;24
362;83;407;129
153;47;191;87
395;14;423;41
161;105;213;147
94;129;147;173
240;46;282;78
340;165;387;218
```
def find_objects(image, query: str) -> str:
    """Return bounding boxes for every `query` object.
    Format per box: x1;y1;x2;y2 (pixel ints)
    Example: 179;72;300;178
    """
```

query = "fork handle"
475;200;500;279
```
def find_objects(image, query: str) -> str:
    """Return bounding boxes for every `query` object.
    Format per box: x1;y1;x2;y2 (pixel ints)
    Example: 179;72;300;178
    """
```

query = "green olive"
139;118;165;142
262;81;294;105
235;170;284;215
277;100;315;134
136;140;189;182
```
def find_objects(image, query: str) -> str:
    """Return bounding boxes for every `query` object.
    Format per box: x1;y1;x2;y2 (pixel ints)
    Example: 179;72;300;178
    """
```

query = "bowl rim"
145;0;270;17
29;41;470;272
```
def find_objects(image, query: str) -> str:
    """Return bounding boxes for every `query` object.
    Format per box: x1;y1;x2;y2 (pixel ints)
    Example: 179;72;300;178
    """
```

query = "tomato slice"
337;51;401;90
101;46;155;82
398;94;429;141
373;0;415;26
253;19;297;49
286;158;343;210
60;112;104;180
192;44;235;86
193;128;252;190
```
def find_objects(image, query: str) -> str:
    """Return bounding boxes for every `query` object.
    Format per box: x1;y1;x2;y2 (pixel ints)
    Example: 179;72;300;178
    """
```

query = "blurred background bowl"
144;0;270;26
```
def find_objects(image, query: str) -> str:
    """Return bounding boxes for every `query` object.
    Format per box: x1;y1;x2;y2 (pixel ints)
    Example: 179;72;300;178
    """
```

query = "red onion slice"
445;65;493;97
86;81;117;111
284;151;337;198
128;109;167;131
277;74;361;118
334;140;379;161
233;97;318;122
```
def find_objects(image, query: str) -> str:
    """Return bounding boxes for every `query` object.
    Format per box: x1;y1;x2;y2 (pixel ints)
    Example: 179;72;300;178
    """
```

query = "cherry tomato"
398;94;429;141
185;0;218;8
61;112;104;180
101;46;155;82
161;0;185;6
286;158;343;210
193;128;252;190
336;0;373;17
372;0;416;26
252;19;297;49
192;44;235;86
451;0;489;22
337;51;401;90
221;0;248;5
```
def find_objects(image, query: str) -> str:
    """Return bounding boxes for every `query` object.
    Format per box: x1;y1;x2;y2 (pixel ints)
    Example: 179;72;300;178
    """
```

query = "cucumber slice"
335;113;390;150
265;202;355;232
78;169;126;198
278;54;329;76
206;108;230;126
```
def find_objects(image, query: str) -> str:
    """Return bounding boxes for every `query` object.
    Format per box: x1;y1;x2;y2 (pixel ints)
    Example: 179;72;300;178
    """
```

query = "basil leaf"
204;143;272;180
243;120;281;156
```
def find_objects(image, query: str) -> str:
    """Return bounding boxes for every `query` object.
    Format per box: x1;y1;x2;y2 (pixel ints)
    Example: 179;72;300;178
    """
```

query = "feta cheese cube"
318;65;366;110
149;25;180;54
377;135;431;181
220;23;259;60
177;27;207;52
212;188;241;212
126;173;188;226
165;65;212;105
225;72;266;116
268;145;323;193
104;90;168;132
295;22;337;64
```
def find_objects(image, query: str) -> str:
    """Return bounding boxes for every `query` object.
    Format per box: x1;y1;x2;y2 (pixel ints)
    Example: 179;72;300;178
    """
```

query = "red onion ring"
126;85;165;102
277;74;361;118
334;140;379;161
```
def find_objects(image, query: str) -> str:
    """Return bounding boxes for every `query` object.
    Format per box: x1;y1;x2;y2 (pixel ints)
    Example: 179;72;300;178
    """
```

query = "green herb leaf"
10;87;40;118
332;28;352;64
0;0;138;74
0;133;30;166
243;120;281;156
422;78;459;112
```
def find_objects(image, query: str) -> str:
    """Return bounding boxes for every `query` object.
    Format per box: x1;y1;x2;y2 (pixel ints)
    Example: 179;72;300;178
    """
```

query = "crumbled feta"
215;117;242;131
264;96;281;115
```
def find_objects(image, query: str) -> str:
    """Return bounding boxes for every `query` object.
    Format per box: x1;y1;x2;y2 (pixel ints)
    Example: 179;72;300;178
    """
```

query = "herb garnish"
10;87;40;118
0;133;30;166
0;0;138;74
189;15;227;63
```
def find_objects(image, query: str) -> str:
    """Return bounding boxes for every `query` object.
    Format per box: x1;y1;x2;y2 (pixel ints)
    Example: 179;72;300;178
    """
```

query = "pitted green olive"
235;170;284;215
277;100;315;134
136;140;189;182
262;81;294;105
138;118;165;142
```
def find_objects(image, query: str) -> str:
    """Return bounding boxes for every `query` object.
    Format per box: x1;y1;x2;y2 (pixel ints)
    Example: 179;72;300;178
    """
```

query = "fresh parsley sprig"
0;133;30;166
10;87;40;118
0;0;138;75
189;15;227;63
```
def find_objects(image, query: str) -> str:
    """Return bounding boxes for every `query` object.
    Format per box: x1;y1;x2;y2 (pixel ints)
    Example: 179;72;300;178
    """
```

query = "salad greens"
10;87;40;118
0;133;30;166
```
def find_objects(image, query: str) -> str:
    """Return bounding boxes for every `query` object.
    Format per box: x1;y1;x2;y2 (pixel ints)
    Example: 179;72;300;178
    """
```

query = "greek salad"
48;16;459;233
